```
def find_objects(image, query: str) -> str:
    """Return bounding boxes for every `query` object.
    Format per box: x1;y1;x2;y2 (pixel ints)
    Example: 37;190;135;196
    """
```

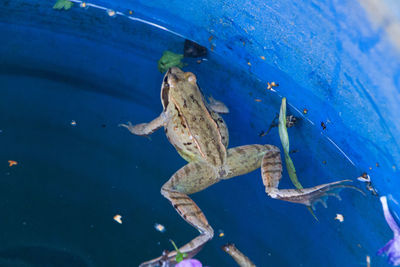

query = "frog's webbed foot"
140;162;217;266
119;113;165;136
270;180;363;210
261;150;364;209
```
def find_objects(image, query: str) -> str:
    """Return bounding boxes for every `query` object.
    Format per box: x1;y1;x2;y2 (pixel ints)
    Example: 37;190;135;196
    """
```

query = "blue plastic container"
1;0;399;266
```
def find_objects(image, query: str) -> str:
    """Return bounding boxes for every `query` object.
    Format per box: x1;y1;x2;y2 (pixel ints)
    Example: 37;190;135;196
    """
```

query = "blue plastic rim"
1;0;400;266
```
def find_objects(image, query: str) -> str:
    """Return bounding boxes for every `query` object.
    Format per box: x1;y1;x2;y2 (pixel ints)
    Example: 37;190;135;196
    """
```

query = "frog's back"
165;76;227;167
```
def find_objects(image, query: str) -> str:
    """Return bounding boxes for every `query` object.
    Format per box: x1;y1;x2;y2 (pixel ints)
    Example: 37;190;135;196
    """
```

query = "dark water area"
0;1;393;266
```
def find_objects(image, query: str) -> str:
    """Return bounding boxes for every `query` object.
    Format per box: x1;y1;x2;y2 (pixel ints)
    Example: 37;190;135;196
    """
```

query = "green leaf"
283;153;302;189
170;240;187;263
278;97;318;220
53;0;73;10
158;51;185;73
279;98;301;189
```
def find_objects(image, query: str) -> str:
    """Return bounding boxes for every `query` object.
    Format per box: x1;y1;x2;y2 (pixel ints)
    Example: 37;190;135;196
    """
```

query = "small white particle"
107;9;116;17
70;120;77;126
335;214;344;222
113;214;122;224
154;223;166;233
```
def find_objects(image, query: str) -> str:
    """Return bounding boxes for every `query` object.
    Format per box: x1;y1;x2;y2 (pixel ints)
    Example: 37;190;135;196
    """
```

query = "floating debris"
377;196;400;265
113;214;122;224
357;173;370;183
321;122;327;130
357;173;378;196
128;10;133;15
267;81;279;91
70;120;77;126
183;39;207;58
286;115;297;128
53;0;73;10
8;160;17;167
335;214;344;222
107;9;116;17
260;56;266;60
154;223;166;233
322;160;327;164
254;99;262;102
303;108;308;114
79;2;87;8
247;62;251;66
366;255;371;267
208;36;214;42
218;229;225;237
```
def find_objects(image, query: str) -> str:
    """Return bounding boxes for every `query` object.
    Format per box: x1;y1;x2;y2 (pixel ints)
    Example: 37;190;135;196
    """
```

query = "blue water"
0;0;393;266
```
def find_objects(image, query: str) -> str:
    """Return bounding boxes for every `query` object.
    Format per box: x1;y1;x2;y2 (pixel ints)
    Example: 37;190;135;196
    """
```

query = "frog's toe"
118;121;133;129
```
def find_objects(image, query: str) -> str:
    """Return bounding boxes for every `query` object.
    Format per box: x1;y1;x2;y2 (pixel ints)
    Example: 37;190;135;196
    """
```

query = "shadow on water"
0;245;90;267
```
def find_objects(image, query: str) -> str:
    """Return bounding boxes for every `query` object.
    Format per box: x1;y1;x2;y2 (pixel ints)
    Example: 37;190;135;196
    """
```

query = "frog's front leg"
222;144;359;210
140;162;218;267
119;113;165;136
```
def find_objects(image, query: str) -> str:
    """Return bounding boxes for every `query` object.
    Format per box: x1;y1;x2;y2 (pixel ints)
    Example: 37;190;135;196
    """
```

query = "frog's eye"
185;72;197;84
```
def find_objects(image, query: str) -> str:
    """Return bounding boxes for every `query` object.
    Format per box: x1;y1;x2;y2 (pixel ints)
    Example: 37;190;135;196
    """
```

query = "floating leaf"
53;0;73;10
158;51;186;73
278;97;317;220
279;98;301;189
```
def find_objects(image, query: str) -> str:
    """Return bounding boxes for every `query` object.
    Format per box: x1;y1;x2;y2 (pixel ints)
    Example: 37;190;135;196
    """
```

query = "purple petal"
387;238;400;265
378;196;400;266
175;259;202;267
378;239;395;255
378;237;400;265
380;196;400;235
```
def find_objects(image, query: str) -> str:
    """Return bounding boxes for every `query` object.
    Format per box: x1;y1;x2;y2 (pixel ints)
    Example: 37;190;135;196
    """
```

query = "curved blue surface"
1;0;400;266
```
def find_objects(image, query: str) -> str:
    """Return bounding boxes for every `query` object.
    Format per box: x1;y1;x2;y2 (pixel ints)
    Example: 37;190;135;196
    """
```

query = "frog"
119;67;356;266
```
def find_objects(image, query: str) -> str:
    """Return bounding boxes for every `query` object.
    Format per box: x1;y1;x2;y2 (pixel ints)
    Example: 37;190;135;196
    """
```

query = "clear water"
0;1;388;266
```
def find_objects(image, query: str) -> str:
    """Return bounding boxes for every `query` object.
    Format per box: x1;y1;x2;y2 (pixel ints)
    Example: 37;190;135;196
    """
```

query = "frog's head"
161;67;198;110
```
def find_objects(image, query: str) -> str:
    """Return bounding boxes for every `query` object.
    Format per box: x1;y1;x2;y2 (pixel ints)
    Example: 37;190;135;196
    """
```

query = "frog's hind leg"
139;162;218;267
261;149;362;209
119;113;165;136
222;144;360;210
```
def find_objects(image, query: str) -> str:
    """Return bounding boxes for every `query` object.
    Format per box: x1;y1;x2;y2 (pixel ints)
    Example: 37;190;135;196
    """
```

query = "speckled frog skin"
120;67;354;267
